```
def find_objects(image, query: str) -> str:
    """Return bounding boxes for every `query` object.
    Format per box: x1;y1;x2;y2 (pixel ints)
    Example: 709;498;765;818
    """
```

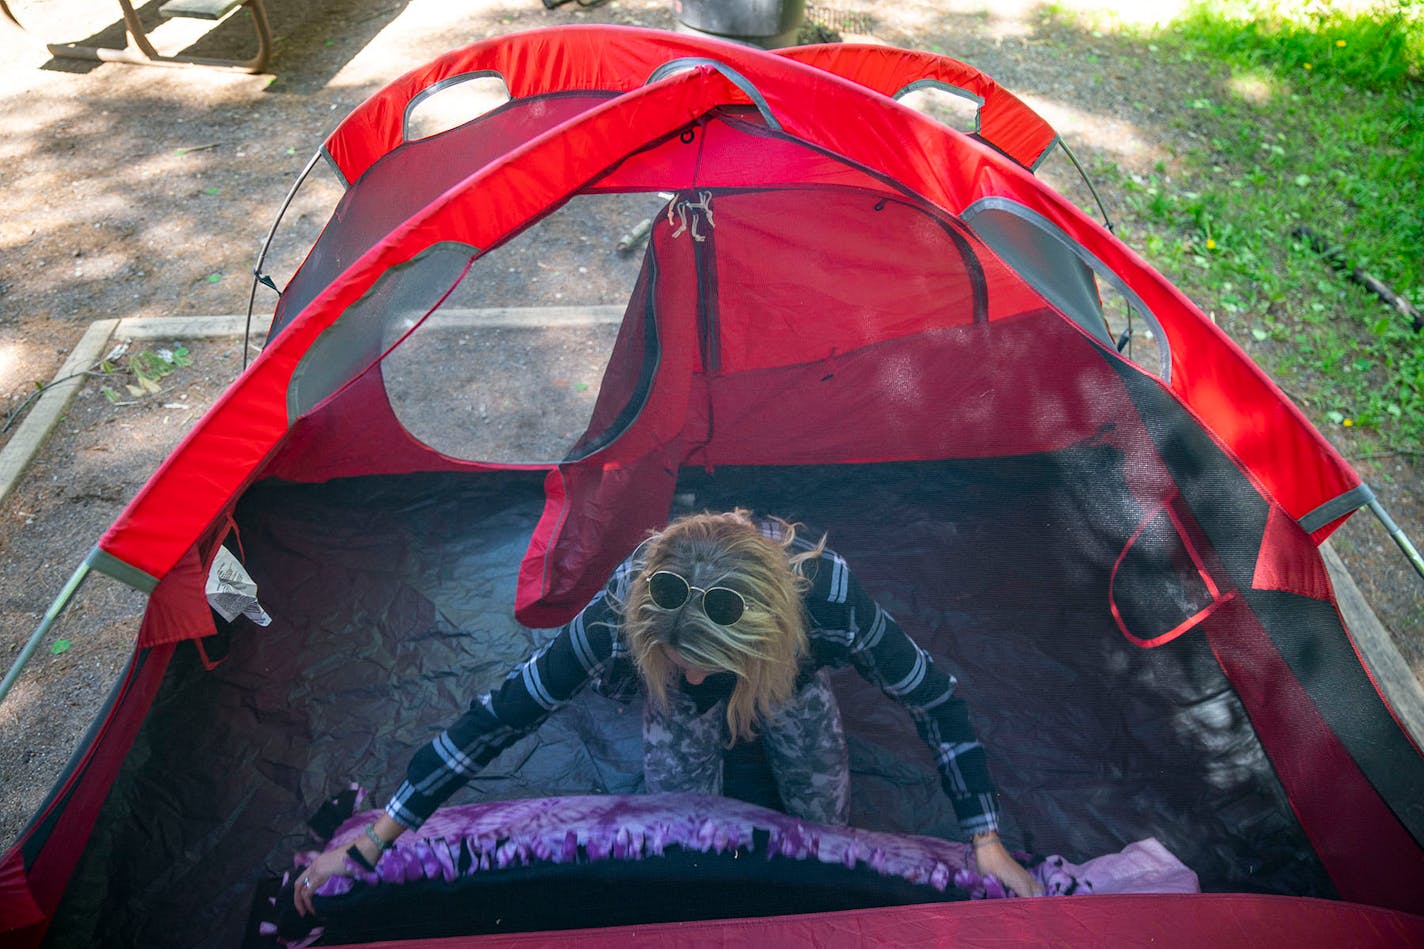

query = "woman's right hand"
293;846;354;917
972;831;1043;897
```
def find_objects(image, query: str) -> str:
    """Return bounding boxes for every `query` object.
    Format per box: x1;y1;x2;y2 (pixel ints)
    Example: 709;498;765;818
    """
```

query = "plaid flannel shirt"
386;525;1000;836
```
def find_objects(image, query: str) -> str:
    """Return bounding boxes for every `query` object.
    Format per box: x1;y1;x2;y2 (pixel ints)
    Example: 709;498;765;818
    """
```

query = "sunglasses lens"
702;588;746;626
648;571;690;610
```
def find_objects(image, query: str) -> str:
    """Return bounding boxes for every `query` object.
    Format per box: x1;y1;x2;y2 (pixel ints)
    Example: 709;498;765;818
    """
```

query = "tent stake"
1367;497;1424;583
0;561;92;706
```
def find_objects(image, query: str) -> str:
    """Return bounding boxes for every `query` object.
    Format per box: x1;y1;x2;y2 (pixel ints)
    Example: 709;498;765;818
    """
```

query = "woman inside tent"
294;509;1040;912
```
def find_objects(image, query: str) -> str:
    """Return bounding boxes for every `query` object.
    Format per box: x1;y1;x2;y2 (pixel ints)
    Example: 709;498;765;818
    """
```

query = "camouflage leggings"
642;669;850;825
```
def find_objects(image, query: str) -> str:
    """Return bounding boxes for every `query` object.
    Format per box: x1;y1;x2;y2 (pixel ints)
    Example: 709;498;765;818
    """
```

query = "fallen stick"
1294;226;1422;333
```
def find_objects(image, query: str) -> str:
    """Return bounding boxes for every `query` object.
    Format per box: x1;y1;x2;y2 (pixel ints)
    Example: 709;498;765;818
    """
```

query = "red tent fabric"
314;896;1424;949
95;27;1359;590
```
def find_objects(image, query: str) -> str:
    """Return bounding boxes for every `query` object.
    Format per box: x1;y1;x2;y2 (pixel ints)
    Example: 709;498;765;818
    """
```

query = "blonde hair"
624;509;826;745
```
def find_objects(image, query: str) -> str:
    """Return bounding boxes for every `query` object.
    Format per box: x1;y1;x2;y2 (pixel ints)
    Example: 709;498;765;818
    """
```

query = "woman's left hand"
973;833;1043;897
293;846;354;917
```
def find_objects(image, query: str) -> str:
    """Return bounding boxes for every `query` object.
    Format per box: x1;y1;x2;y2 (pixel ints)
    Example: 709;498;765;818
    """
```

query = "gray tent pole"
1056;139;1116;235
1368;496;1424;583
244;147;326;370
0;560;91;706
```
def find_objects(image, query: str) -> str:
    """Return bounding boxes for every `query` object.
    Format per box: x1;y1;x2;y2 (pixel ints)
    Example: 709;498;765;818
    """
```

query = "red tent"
3;25;1421;948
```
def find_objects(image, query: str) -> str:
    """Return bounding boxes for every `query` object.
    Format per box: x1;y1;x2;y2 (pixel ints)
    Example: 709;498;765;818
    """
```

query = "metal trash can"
674;0;806;49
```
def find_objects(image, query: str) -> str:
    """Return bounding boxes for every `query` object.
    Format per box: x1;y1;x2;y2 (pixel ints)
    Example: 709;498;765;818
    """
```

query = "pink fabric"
1038;838;1201;896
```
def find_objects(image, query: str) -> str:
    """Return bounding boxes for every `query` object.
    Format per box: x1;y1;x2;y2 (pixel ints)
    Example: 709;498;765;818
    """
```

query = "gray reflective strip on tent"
645;58;782;132
1299;483;1377;534
402;70;513;142
287;242;481;422
87;546;161;593
891;79;985;135
888;79;1067;175
1303;485;1424;581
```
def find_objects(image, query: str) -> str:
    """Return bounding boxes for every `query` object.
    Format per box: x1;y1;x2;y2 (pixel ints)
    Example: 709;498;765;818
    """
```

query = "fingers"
1008;865;1043;898
293;869;318;917
973;842;1041;898
1001;865;1034;898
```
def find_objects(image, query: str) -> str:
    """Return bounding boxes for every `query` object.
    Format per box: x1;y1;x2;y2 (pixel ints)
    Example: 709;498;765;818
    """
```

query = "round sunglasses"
645;570;747;626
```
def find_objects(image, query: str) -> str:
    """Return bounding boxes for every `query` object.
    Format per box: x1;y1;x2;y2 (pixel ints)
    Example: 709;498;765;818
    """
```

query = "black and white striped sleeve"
807;554;1001;835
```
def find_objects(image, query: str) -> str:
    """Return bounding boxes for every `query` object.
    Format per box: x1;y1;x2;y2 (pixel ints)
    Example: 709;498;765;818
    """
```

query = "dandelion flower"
1335;40;1346;48
1304;63;1313;70
1343;418;1354;427
1205;238;1217;250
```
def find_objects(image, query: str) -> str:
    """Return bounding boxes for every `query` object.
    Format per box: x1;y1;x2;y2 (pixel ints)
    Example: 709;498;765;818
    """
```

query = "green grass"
1063;1;1424;453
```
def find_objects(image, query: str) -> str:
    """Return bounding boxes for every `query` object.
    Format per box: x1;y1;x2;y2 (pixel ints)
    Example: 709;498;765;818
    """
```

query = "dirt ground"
1;0;1421;854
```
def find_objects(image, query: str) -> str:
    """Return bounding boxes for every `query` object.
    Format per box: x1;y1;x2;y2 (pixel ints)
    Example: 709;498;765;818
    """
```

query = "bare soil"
1;0;1420;853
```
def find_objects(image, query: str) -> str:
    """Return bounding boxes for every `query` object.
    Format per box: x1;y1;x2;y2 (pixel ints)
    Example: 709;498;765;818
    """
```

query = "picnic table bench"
0;0;272;72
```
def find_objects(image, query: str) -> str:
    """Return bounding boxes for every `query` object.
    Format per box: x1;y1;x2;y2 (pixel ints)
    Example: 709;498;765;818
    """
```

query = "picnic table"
0;0;271;72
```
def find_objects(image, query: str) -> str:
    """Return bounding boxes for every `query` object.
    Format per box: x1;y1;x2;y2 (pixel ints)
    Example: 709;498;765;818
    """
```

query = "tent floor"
52;456;1333;947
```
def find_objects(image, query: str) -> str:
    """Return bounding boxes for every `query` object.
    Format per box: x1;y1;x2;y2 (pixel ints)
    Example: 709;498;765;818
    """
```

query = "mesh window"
269;90;613;338
895;81;982;134
963;198;1170;379
1111;505;1221;647
287;243;476;420
404;72;512;141
378;193;667;464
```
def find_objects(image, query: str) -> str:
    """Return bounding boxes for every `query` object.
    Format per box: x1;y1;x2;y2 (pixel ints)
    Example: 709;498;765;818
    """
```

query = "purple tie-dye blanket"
291;793;1197;902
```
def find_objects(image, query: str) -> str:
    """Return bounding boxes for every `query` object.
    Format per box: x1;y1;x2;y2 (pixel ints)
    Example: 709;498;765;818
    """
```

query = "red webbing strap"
1109;492;1237;649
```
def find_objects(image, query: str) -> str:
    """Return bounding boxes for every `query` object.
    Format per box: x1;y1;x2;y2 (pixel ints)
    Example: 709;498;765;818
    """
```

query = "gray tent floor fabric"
50;457;1330;947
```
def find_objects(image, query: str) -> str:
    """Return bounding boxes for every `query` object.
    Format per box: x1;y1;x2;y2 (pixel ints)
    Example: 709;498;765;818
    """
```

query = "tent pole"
244;147;326;369
0;561;92;706
1367;496;1424;583
1056;139;1116;234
